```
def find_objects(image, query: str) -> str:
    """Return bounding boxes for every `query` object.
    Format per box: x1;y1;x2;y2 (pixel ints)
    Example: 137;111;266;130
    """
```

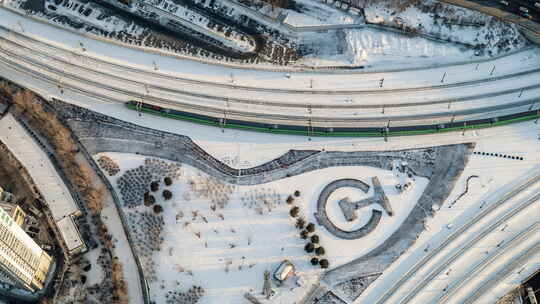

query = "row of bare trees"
9;89;105;214
0;84;128;302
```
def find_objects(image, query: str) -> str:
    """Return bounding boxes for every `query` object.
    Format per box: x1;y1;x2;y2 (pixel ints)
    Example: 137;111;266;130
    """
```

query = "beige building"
0;206;52;291
0;202;26;227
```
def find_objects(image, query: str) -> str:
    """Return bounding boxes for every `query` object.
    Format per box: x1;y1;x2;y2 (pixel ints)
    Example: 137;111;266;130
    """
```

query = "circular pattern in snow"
325;186;376;232
315;179;383;240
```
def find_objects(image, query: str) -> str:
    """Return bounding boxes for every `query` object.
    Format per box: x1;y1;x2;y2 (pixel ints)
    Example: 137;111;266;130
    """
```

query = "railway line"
396;190;540;304
435;222;540;304
2;25;540;99
461;241;540;304
0;6;538;131
370;167;540;304
2;34;539;113
1;48;538;131
0;28;539;129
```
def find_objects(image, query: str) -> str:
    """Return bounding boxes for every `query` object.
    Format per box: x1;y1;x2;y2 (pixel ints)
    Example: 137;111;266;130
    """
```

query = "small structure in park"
273;260;295;283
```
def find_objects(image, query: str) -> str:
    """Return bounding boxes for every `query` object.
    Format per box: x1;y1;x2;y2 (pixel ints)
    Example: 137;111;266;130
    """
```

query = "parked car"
40;244;53;251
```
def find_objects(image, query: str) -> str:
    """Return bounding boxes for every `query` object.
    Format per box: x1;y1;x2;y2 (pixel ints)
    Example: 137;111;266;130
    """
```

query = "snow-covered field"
98;152;428;304
282;0;361;27
297;26;476;67
4;0;529;68
359;0;528;56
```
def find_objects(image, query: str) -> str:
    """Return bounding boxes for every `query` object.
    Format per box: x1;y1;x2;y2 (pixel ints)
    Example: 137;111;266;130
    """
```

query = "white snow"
138;0;256;52
99;152;427;304
297;27;477;66
282;0;359;27
360;0;528;56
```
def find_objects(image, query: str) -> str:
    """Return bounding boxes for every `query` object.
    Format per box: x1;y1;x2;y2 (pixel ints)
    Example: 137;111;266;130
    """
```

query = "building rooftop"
56;216;85;253
0;113;80;221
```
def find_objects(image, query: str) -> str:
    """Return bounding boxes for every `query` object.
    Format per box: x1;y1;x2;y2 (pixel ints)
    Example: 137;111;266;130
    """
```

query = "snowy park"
96;152;429;304
0;0;538;302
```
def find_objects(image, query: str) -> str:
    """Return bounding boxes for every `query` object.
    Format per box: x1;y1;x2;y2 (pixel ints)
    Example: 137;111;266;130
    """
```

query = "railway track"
462;241;540;304
397;190;540;304
2;34;539;110
0;15;539;129
2;25;540;98
371;168;540;304
435;222;540;304
1;49;537;129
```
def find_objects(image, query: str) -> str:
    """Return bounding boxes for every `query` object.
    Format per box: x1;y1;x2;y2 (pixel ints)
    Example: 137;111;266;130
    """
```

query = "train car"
125;101;540;137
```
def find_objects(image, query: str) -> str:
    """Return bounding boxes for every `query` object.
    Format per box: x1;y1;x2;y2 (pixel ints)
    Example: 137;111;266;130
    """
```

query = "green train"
126;101;540;137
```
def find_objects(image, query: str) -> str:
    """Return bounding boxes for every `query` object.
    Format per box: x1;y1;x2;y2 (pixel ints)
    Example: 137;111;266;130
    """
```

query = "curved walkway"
48;100;474;304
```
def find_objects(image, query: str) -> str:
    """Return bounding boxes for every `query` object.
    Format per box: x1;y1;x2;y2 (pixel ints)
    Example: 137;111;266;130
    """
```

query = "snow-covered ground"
281;0;361;27
297;27;476;67
4;0;528;68
97;152;428;304
359;0;528;56
10;0;147;38
1;7;536;92
134;0;256;52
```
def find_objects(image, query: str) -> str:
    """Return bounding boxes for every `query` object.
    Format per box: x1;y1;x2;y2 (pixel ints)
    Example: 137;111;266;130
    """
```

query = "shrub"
315;246;325;256
300;230;309;239
163;190;172;200
310;257;319;266
319;259;329;269
306;223;315;233
150;181;159;192
310;235;319;244
295;218;306;229
144;194;155;206
286;195;294;204
290;206;300;218
304;243;315;253
294;190;301;197
153;205;163;213
164;176;173;186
